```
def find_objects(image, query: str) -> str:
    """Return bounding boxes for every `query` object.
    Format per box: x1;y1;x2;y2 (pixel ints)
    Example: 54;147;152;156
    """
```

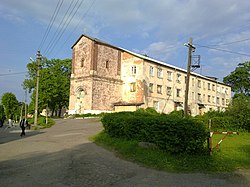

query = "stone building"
68;35;231;115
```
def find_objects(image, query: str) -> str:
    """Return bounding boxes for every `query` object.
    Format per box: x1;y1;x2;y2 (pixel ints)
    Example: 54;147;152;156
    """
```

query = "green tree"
0;104;4;119
23;58;71;116
226;94;250;132
1;92;19;119
223;62;250;96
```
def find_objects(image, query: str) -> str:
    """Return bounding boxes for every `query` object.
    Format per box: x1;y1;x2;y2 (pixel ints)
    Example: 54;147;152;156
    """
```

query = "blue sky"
1;0;250;102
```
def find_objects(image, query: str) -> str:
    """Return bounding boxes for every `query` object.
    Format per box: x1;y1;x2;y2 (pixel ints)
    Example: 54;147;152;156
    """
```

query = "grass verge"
93;131;250;173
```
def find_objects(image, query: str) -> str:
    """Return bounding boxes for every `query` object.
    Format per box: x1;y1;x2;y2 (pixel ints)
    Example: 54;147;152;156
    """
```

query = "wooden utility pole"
184;38;195;116
24;90;27;121
34;51;41;126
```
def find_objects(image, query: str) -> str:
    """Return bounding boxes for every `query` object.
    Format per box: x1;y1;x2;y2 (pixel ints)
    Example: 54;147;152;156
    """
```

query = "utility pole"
34;51;41;126
24;90;27;121
184;38;195;116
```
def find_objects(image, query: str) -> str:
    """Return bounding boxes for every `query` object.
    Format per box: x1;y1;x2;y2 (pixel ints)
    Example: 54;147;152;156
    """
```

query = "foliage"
226;94;250;132
93;131;250;172
23;58;71;116
0;104;4;119
1;92;19;119
101;111;208;155
223;61;250;96
27;116;55;129
196;95;250;132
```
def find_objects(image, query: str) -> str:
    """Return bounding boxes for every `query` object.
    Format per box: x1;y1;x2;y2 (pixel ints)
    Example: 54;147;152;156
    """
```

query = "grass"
93;131;250;173
27;116;55;129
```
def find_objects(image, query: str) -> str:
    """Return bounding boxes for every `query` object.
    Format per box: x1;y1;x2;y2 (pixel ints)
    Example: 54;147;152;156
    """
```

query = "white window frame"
176;74;181;83
149;66;154;77
157;85;162;94
149;83;154;93
167;87;172;96
131;66;137;75
157;68;163;78
176;89;181;97
130;82;136;92
167;71;172;81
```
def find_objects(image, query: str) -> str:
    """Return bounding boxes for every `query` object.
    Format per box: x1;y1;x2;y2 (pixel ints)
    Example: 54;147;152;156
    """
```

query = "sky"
1;0;250;102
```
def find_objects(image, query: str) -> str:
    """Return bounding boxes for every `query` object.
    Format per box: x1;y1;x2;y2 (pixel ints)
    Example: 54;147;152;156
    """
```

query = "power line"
47;0;85;57
38;0;64;51
0;72;27;77
54;0;96;55
43;0;75;55
45;0;85;57
205;38;250;47
195;44;250;57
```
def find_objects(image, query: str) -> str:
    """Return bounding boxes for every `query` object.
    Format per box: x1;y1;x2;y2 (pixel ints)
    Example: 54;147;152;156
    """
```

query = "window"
208;95;211;103
198;93;202;102
208;83;211;90
131;66;136;75
157;68;163;78
212;96;215;103
167;71;172;81
192;78;195;86
167;87;172;96
192;92;195;100
203;94;205;102
203;81;205;90
130;83;136;92
149;66;154;76
105;60;109;69
225;88;228;95
217;86;220;92
153;101;159;111
176;74;181;83
217;97;220;104
157;85;162;94
185;76;187;84
176;89;181;97
222;87;225;94
81;57;85;67
149;83;154;93
198;80;201;88
212;84;215;91
222;98;225;105
226;99;229;104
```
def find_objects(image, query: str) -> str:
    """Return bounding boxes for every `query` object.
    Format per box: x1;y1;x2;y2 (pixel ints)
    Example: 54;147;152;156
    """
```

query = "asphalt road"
0;118;249;187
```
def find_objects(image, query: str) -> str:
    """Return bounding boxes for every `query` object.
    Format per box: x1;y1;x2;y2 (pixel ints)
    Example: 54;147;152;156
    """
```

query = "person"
25;119;30;130
20;118;26;137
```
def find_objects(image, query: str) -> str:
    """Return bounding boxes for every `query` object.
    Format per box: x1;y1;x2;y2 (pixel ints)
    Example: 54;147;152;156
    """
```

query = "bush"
27;116;55;129
101;111;208;155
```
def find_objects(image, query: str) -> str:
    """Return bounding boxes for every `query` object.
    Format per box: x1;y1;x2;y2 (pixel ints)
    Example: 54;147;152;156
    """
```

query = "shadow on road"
0;125;44;144
0;141;249;187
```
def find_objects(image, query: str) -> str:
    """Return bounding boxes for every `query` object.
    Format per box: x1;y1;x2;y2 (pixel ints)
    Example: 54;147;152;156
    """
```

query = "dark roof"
72;34;230;87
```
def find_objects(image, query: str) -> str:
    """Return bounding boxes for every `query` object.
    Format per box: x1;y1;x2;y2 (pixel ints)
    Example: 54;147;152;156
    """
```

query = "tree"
23;58;71;116
223;62;250;96
226;94;250;132
1;92;19;119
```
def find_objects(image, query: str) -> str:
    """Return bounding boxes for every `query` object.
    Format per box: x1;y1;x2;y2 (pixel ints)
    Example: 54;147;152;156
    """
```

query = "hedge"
101;111;207;155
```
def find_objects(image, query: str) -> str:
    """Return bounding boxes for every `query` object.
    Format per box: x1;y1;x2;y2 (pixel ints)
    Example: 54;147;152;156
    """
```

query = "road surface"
0;118;249;187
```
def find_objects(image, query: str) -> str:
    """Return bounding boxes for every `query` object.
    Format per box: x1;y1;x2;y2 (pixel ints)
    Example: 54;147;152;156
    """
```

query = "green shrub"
101;111;208;155
27;116;55;129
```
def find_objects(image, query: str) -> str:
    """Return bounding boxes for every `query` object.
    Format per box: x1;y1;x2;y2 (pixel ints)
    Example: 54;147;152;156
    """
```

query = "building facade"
68;35;231;116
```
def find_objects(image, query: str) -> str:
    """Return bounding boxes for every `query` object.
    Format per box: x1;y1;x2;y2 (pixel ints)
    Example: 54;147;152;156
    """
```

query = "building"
68;35;231;116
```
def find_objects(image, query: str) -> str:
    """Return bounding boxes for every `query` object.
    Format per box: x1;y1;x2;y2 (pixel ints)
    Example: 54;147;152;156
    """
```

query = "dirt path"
0;118;249;187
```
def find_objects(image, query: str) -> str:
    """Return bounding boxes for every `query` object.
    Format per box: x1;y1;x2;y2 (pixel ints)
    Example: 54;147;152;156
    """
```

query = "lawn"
93;131;250;173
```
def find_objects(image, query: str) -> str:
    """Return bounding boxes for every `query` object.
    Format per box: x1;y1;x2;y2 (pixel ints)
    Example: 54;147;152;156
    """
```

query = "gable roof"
72;34;230;86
